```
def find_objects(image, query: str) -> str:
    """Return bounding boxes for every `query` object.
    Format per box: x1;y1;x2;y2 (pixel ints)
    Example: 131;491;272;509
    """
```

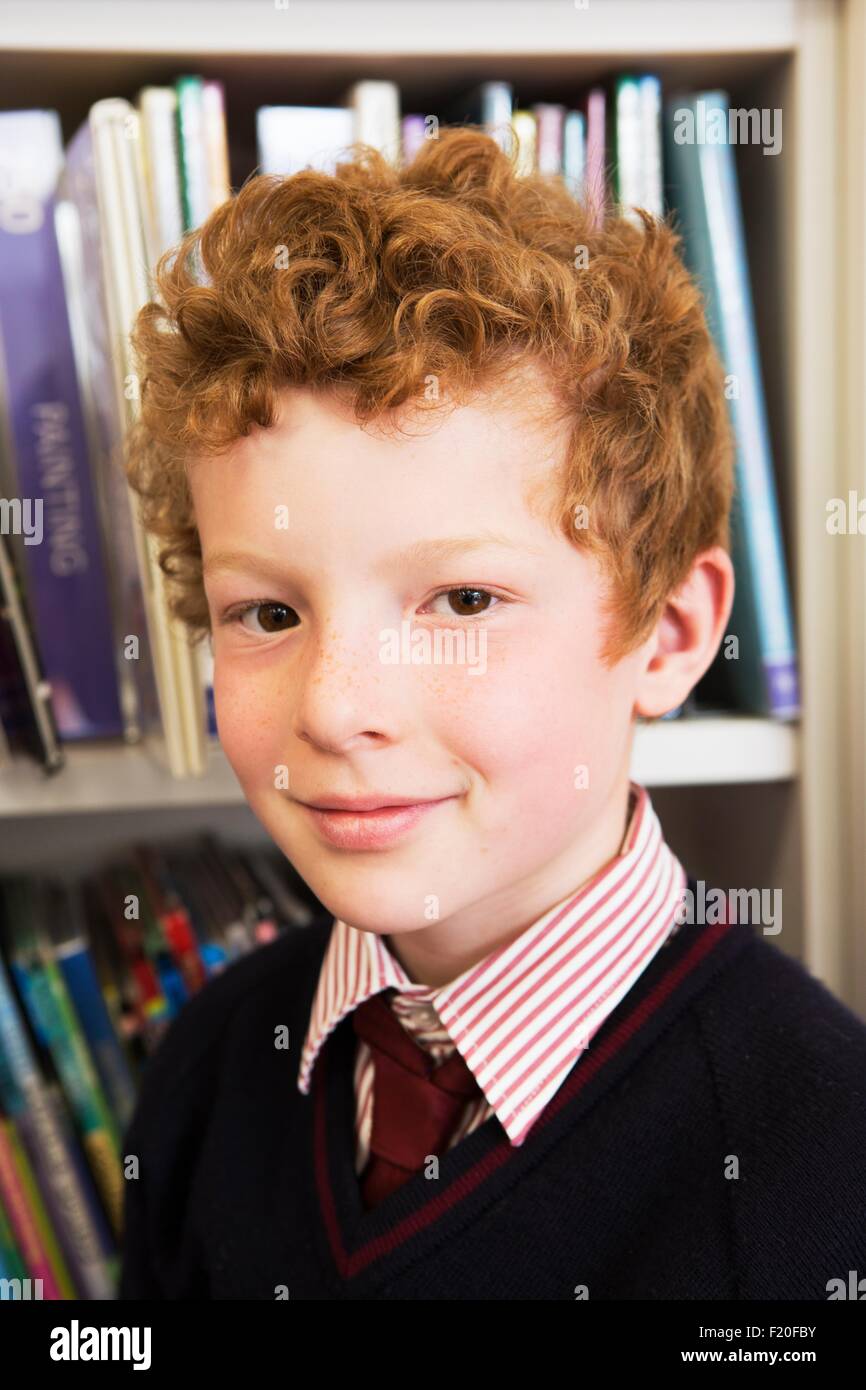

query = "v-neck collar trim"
309;903;755;1288
313;1009;509;1280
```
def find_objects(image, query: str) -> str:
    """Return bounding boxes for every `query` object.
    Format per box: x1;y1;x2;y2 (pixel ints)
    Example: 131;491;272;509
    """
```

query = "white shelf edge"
0;740;243;816
1;0;802;57
0;718;799;817
632;716;799;787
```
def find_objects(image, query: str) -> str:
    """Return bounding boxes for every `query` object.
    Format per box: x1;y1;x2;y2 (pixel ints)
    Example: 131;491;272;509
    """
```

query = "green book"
175;74;209;230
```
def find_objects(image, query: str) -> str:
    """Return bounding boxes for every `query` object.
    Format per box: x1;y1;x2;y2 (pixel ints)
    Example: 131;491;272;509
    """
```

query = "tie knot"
351;991;479;1098
351;991;484;1208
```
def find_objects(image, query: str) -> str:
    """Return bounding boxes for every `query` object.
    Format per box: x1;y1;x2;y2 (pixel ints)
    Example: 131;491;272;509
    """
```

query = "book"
0;1109;75;1296
401;113;427;164
63;99;209;773
132;843;209;997
665;90;800;718
80;877;143;1057
345;80;401;163
583;87;607;228
0;531;64;772
47;880;137;1135
4;877;124;1237
175;76;212;231
511;110;537;175
137;86;185;269
534;103;566;176
614;75;663;221
56;136;162;749
257;106;354;176
89;862;171;1053
444;82;514;152
168;76;230;742
153;846;233;975
0;1169;28;1285
0;110;125;741
563;110;586;200
0;942;116;1297
639;75;664;217
202;81;231;209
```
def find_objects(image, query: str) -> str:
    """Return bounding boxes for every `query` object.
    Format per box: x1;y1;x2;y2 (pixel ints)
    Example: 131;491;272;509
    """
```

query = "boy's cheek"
211;666;286;782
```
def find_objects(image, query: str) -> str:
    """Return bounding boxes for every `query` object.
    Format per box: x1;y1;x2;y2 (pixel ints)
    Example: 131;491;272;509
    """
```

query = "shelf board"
0;717;798;817
2;0;801;57
0;739;243;816
632;715;798;787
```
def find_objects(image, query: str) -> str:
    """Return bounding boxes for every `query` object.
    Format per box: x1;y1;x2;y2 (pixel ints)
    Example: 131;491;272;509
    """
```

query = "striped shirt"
297;780;687;1171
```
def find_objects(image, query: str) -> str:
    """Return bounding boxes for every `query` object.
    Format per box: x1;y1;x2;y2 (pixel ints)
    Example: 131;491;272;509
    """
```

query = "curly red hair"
125;125;733;662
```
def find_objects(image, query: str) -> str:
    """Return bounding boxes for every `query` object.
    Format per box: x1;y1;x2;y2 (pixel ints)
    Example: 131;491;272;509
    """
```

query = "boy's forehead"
192;377;569;539
286;381;559;491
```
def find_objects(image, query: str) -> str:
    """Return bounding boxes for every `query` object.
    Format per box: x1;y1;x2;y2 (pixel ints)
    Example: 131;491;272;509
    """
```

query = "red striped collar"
298;781;687;1146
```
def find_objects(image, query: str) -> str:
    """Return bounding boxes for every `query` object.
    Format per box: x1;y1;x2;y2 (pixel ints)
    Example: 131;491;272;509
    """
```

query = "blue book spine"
665;92;800;718
563;111;586;200
0;110;123;739
154;956;188;1017
56;945;137;1133
200;941;228;975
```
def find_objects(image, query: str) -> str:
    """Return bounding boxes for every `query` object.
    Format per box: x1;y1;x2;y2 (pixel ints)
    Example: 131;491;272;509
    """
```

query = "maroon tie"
351;990;483;1210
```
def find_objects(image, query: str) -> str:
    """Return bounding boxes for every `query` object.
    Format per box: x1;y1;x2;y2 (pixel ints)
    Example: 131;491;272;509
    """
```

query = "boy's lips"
299;792;446;811
295;794;458;850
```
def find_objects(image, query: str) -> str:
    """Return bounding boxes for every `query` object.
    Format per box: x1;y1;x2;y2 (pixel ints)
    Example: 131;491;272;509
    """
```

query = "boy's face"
191;376;648;957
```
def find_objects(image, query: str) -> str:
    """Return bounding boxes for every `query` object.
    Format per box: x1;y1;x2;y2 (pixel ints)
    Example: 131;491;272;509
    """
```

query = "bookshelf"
1;0;861;1018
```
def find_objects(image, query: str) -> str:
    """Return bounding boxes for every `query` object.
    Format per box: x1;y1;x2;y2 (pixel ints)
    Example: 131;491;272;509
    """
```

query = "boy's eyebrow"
381;532;545;566
202;531;543;581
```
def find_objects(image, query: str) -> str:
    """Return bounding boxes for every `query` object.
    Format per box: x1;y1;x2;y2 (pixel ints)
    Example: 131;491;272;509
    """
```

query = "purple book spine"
0;111;123;740
401;114;426;164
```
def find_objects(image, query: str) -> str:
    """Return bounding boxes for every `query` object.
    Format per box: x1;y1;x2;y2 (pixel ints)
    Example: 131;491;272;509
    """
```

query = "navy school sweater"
118;882;866;1300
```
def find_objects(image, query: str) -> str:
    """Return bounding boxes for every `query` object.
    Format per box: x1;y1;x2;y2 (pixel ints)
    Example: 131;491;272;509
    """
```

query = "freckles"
214;669;285;763
418;664;498;732
418;648;560;757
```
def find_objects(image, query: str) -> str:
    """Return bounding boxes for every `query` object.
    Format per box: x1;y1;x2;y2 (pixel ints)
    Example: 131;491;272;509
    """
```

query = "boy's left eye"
423;587;500;618
223;601;299;635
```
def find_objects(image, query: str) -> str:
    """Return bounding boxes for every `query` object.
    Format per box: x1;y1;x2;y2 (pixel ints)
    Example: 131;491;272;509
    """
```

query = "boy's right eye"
227;601;299;635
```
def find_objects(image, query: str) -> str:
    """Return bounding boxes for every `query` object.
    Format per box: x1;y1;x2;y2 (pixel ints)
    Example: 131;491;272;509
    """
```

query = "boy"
118;129;866;1299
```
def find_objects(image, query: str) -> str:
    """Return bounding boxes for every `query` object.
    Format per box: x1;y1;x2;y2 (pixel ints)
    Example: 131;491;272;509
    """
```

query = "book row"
0;833;320;1298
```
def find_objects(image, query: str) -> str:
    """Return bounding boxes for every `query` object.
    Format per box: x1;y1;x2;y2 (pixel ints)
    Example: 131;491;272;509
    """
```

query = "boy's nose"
290;621;404;753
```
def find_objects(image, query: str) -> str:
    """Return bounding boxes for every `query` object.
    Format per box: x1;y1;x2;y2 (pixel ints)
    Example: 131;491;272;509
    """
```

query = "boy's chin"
297;877;456;937
340;918;435;938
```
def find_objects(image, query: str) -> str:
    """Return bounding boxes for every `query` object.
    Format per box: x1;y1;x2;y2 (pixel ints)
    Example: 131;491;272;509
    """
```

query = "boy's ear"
633;546;735;718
